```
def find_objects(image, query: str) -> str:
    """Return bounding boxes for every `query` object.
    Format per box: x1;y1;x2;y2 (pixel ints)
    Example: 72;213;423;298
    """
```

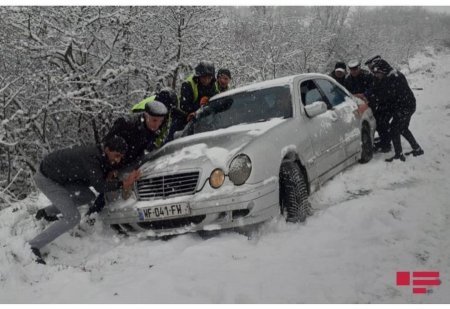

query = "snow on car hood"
140;118;287;174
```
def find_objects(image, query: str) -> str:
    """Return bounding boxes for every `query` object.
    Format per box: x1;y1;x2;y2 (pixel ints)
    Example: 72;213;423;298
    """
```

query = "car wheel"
279;161;311;223
359;126;373;164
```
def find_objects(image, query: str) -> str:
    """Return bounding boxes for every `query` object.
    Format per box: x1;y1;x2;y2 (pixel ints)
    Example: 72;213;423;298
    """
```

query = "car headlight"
228;154;252;186
209;168;225;189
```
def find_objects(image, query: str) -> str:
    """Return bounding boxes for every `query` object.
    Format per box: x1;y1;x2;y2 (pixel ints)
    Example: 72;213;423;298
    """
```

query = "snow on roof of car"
211;73;330;100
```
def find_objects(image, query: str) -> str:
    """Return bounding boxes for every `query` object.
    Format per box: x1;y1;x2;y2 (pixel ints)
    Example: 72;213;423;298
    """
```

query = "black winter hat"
156;87;178;110
144;100;168;117
334;62;346;72
104;135;128;154
217;68;231;79
372;59;393;74
194;61;215;77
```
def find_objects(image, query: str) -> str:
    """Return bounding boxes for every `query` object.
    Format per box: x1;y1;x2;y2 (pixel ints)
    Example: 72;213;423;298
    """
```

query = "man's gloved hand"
199;96;209;106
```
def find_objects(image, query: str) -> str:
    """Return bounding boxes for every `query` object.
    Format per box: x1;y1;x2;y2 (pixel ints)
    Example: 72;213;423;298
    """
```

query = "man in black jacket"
372;59;424;162
364;54;381;73
367;60;394;153
330;61;347;86
104;100;168;168
131;87;180;144
176;61;219;129
85;101;168;216
344;59;373;97
29;136;141;264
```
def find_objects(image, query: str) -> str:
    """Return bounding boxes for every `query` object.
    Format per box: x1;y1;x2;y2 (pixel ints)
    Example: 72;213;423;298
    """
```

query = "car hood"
140;118;287;175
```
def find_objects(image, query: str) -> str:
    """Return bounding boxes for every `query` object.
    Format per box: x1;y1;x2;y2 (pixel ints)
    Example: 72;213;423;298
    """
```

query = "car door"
314;79;361;158
299;79;347;180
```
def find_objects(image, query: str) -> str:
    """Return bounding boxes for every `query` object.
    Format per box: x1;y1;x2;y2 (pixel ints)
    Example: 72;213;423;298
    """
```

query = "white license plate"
137;203;190;221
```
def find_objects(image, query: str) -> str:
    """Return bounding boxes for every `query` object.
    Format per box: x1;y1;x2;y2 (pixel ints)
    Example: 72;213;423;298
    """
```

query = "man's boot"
405;147;424;157
385;153;406;162
35;209;58;222
31;247;46;265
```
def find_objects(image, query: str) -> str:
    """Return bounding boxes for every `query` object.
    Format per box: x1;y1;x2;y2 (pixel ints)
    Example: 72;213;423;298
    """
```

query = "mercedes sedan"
102;73;376;236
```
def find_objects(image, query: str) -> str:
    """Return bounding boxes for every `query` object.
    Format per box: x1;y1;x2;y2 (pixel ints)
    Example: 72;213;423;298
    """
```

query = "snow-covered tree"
1;6;450;206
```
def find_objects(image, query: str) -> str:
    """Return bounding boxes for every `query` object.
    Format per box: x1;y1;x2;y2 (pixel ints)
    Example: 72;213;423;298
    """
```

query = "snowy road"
1;51;450;304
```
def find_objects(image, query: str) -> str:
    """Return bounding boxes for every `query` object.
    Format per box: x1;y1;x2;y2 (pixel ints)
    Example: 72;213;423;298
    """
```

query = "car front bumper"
101;177;279;236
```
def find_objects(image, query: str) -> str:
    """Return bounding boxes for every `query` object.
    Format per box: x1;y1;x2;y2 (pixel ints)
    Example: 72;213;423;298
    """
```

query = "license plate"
137;203;190;221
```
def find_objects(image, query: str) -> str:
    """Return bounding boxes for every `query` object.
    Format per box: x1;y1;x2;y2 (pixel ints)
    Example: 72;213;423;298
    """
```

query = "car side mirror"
304;101;328;118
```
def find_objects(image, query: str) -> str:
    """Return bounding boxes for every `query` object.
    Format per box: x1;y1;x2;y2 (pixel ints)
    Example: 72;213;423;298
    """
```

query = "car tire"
279;162;311;223
359;126;373;164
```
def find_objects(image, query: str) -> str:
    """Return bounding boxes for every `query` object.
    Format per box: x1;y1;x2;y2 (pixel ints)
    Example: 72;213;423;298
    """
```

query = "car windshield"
186;85;292;135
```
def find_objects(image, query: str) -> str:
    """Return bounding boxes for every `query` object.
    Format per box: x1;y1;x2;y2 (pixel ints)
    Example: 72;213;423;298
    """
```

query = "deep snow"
1;50;450;304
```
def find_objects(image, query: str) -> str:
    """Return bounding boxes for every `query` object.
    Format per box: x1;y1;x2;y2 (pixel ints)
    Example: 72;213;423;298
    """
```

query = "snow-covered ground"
1;51;450;304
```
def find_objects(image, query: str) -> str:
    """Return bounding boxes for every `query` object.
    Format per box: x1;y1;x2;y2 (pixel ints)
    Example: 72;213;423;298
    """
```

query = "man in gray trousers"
29;136;141;264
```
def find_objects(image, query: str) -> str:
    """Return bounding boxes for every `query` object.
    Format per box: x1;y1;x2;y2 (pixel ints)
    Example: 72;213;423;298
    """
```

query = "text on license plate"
138;203;190;220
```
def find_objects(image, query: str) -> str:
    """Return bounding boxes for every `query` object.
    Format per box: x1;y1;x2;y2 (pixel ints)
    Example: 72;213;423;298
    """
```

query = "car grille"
136;171;200;200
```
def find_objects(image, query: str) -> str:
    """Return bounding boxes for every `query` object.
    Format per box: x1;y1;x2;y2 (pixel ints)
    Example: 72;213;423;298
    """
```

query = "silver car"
102;73;376;236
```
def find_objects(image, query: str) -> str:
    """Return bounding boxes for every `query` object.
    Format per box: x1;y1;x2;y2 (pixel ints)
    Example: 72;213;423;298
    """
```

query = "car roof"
211;73;331;100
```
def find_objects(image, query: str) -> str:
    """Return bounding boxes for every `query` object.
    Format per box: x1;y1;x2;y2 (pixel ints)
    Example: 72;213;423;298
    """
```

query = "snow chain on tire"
279;161;311;223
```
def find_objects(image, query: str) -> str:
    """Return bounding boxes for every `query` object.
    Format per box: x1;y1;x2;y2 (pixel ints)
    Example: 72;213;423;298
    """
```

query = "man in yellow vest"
178;61;219;127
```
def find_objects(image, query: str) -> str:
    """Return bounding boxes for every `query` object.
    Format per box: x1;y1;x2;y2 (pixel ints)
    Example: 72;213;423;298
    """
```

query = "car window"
188;86;292;135
300;80;326;106
315;79;349;107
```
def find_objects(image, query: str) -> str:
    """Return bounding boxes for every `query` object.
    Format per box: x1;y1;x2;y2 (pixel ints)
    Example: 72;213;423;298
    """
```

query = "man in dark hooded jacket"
29;136;141;264
364;54;382;74
371;59;424;162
